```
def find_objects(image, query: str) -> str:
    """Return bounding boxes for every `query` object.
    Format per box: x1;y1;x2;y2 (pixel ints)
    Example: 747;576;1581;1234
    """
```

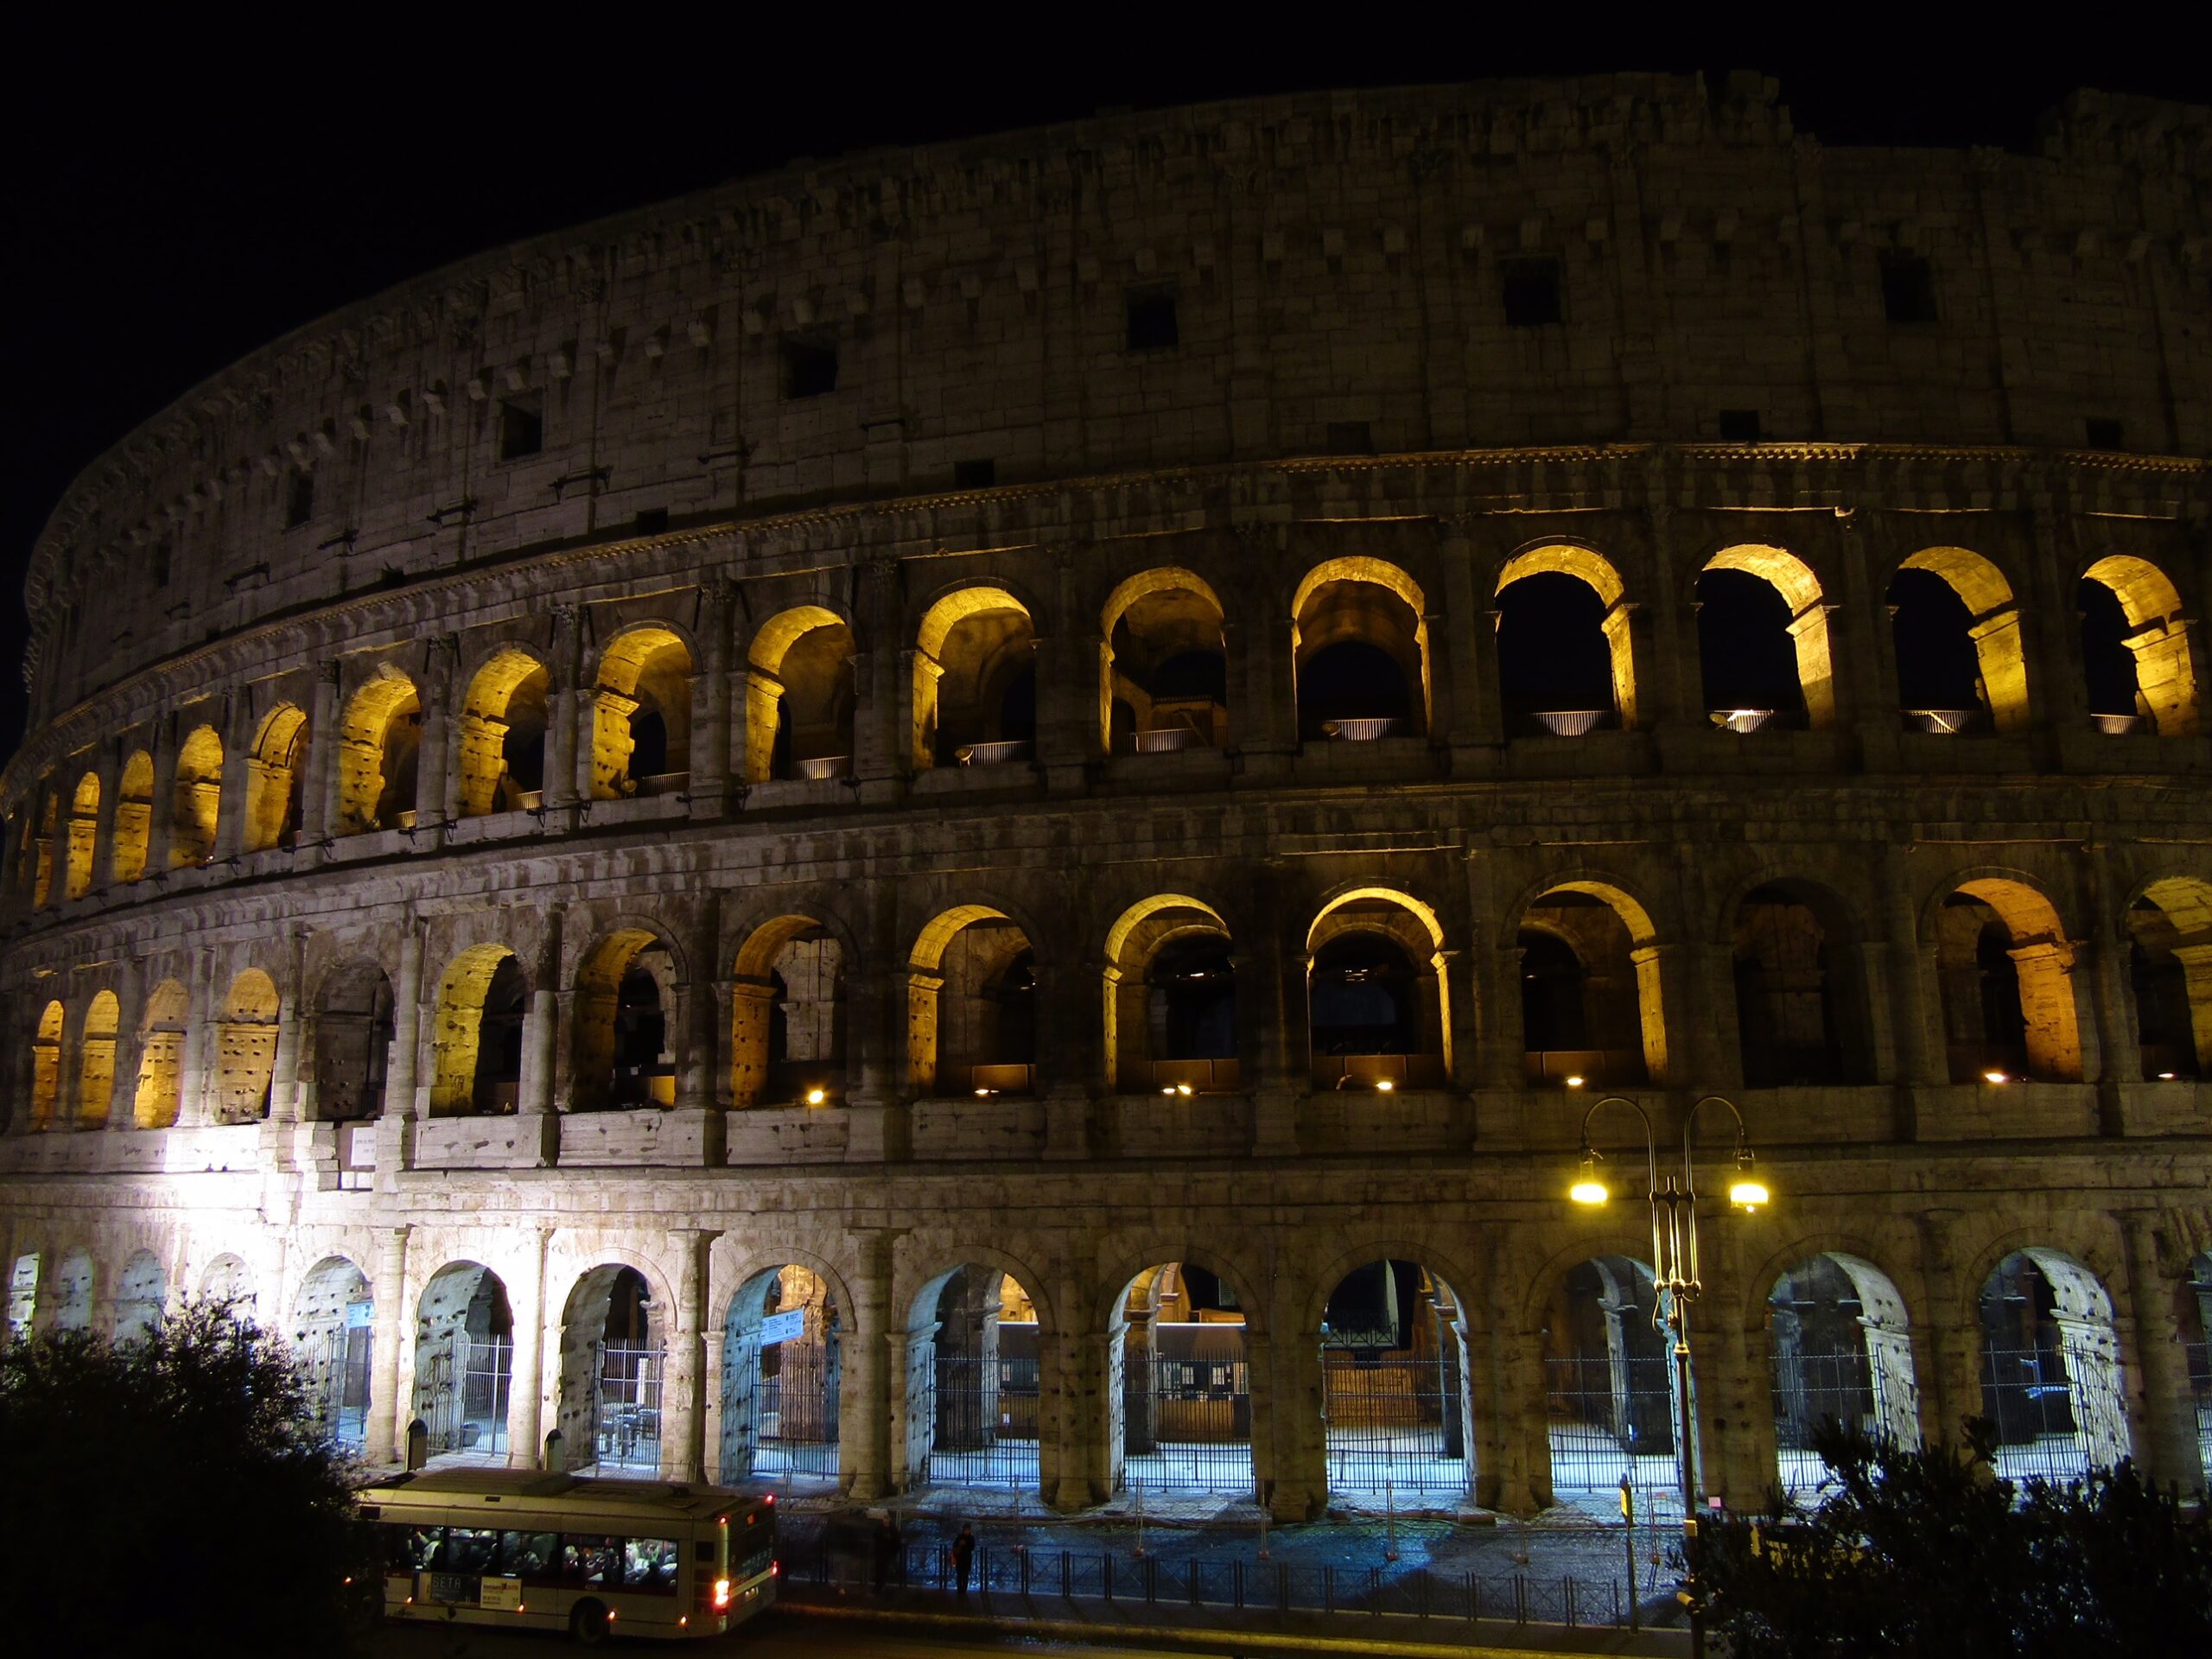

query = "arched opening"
1732;882;1872;1086
720;1264;842;1484
593;627;694;798
76;989;118;1128
731;916;846;1109
2183;1253;2212;1484
1699;545;1834;731
110;750;152;883
1320;1258;1471;1498
1888;548;2027;734
570;931;677;1112
5;1254;38;1338
457;648;550;816
292;1255;372;1449
1495;546;1632;736
52;1250;94;1332
559;1265;663;1474
169;724;224;864
1543;1255;1681;1517
2129;879;2212;1079
199;1254;255;1311
747;607;856;782
336;672;422;835
909;908;1037;1096
2079;555;2197;736
413;1262;512;1462
1978;1249;2129;1480
212;969;280;1123
912;587;1035;769
1307;893;1449;1090
132;980;189;1129
242;703;308;851
429;945;526;1116
1103;895;1238;1094
1101;569;1229;754
29;1000;62;1131
1519;883;1662;1086
64;771;98;899
112;1249;165;1342
1935;879;2083;1083
1767;1254;1920;1495
906;1266;1040;1491
1293;558;1429;741
1112;1262;1251;1495
313;960;394;1120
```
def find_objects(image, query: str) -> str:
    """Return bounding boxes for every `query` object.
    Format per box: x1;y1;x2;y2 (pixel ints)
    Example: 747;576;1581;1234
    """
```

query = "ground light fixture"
804;1088;827;1106
1564;1094;1770;1659
1983;1070;2008;1084
1375;1078;1395;1092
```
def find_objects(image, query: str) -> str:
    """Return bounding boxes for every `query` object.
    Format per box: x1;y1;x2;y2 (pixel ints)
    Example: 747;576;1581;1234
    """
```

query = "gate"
1980;1344;2123;1483
1323;1350;1465;1494
1545;1351;1678;1513
595;1341;664;1471
334;1314;372;1449
423;1332;512;1457
926;1353;1039;1488
759;1337;839;1478
1122;1345;1254;1494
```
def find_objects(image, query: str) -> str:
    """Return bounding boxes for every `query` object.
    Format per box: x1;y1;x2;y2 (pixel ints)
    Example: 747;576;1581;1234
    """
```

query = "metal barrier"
1322;1351;1465;1493
1122;1351;1254;1495
1545;1352;1678;1514
758;1339;839;1478
925;1354;1041;1488
594;1340;663;1471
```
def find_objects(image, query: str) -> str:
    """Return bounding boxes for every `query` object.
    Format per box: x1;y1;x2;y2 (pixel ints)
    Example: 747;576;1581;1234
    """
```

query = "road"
371;1611;1225;1656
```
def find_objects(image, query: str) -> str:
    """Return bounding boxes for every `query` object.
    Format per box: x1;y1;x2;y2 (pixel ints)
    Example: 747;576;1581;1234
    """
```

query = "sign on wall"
760;1309;806;1346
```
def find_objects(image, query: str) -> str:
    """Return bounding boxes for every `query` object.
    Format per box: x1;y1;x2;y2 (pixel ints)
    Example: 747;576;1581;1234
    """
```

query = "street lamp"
1567;1094;1770;1659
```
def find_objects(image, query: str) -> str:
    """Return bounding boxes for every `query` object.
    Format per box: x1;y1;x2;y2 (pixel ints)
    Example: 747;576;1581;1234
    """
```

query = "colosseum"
2;73;2209;1522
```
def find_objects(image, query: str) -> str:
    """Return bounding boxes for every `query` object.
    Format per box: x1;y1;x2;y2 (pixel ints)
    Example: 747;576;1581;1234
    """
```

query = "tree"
1699;1418;2212;1658
0;1299;372;1656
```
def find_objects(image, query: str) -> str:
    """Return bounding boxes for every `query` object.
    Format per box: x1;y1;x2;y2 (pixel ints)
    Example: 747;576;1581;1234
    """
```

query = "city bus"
359;1468;775;1644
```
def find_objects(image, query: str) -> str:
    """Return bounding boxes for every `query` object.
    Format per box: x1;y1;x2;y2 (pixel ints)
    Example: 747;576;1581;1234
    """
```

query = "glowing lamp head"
1982;1070;2007;1085
1568;1146;1609;1206
1563;1075;1585;1090
1375;1077;1395;1092
1729;1147;1769;1213
1161;1086;1176;1096
804;1087;827;1106
1177;1082;1194;1096
975;1087;991;1098
2158;1071;2178;1081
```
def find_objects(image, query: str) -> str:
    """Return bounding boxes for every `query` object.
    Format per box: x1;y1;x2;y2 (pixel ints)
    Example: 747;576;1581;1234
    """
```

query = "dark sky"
3;40;2200;755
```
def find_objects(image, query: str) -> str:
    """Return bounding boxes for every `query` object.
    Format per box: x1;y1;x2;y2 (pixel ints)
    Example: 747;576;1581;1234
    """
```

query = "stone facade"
2;75;2210;1517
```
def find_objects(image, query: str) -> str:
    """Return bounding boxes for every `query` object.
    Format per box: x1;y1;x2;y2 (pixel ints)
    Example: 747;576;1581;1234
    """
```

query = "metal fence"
421;1333;512;1458
1545;1352;1678;1513
926;1353;1040;1488
1122;1353;1254;1494
594;1341;663;1472
1770;1348;1877;1491
758;1339;839;1478
1979;1344;2120;1483
319;1322;372;1450
1322;1351;1465;1494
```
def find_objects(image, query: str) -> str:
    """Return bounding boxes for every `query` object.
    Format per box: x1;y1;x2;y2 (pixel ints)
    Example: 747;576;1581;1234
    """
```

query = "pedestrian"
953;1522;976;1596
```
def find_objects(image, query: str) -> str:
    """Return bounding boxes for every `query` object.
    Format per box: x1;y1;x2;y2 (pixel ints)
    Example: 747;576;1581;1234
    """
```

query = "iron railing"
1121;1353;1254;1494
1322;1351;1465;1494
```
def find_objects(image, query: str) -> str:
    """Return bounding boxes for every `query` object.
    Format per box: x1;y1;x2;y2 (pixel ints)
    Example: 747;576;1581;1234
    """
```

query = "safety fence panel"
1980;1344;2119;1484
925;1353;1039;1488
423;1333;512;1458
1122;1354;1254;1494
759;1338;839;1478
1322;1351;1465;1494
1544;1352;1678;1515
595;1341;663;1471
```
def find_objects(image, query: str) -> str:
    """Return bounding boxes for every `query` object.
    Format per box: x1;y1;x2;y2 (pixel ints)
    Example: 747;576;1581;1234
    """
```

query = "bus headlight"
713;1577;732;1610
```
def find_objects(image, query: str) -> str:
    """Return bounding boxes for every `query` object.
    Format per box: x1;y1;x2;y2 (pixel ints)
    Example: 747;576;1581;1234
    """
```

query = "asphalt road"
370;1610;1210;1656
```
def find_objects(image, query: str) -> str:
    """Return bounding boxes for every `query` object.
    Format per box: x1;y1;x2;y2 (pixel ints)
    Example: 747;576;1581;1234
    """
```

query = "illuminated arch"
912;586;1035;770
1292;556;1432;738
429;944;526;1116
169;724;223;865
906;904;1035;1096
2081;554;2198;736
212;969;281;1123
569;926;677;1111
30;1000;63;1130
1764;1250;1923;1474
746;606;856;783
730;912;846;1108
457;647;550;817
110;750;152;882
1896;547;2028;731
591;625;694;798
1700;544;1835;728
1932;874;2082;1082
1495;543;1637;728
1517;879;1667;1084
1305;887;1453;1085
242;703;308;852
1099;568;1230;755
1102;893;1235;1092
335;671;421;836
133;980;189;1128
76;989;118;1128
64;771;99;899
2121;875;2212;1078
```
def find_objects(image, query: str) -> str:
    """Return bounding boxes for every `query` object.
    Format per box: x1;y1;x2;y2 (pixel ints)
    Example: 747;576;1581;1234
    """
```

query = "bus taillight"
713;1577;732;1611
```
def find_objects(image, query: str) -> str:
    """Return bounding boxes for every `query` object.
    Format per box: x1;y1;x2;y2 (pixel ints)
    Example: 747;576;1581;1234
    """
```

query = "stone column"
104;957;147;1140
840;1232;894;1499
413;635;454;832
543;606;582;823
1265;1286;1328;1519
145;724;179;874
213;695;252;862
660;1230;711;1483
2076;849;2135;1124
1438;520;1499;755
90;750;120;894
690;582;733;817
378;923;424;1179
518;904;562;1166
849;558;904;794
1480;1262;1548;1514
1881;845;1939;1104
505;1227;549;1466
1038;954;1094;1160
1249;871;1308;1157
364;1225;410;1465
678;894;720;1117
1910;1208;1982;1448
267;927;309;1127
1687;1247;1779;1508
1045;1297;1108;1510
176;944;216;1128
302;660;340;847
2119;1211;2206;1491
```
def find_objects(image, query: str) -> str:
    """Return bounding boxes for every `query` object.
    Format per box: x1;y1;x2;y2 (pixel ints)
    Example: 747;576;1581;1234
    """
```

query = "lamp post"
1567;1094;1769;1659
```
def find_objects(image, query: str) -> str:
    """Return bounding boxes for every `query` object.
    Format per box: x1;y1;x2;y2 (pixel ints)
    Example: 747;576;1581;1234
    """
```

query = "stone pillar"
1628;942;1681;1086
89;750;120;894
678;894;720;1119
2119;1211;2206;1492
2008;940;2092;1083
1038;954;1094;1160
1046;1310;1109;1510
1910;1209;1982;1448
519;904;563;1120
1881;846;1940;1099
378;923;424;1179
840;1232;894;1499
702;1320;733;1483
1266;1294;1328;1520
365;1225;410;1465
413;635;454;831
1438;521;1499;755
1481;1262;1548;1515
176;944;216;1128
1250;896;1308;1159
269;927;309;1126
690;582;733;817
543;606;582;821
213;696;252;862
660;1230;711;1483
145;724;179;874
302;660;340;847
505;1227;549;1466
2077;849;2136;1116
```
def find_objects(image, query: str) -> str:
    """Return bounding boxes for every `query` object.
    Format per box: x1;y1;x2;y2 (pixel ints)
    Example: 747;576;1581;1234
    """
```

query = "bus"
359;1468;776;1645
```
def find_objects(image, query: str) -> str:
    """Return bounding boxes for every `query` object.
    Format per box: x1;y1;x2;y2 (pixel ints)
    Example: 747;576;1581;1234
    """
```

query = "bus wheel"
569;1600;611;1647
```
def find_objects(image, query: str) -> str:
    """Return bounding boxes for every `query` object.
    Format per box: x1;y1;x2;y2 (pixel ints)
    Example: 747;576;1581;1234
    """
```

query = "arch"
110;749;153;883
902;1261;1045;1492
730;913;847;1109
1518;880;1665;1085
29;999;63;1131
311;958;394;1121
557;1263;664;1472
6;1252;39;1337
51;1249;95;1331
413;1261;512;1459
1699;545;1834;729
1766;1251;1921;1494
1103;893;1236;1093
429;944;526;1116
335;671;421;835
1318;1255;1473;1498
569;927;677;1111
112;1249;166;1341
2079;554;2198;736
1108;1257;1254;1496
1891;546;2028;732
719;1262;843;1484
241;703;308;851
75;989;119;1128
1306;888;1452;1088
64;769;99;899
169;723;223;865
2128;876;2212;1077
746;606;857;783
132;979;189;1128
912;585;1035;770
1541;1253;1682;1516
198;1252;255;1309
1100;567;1230;755
1976;1248;2129;1478
1293;556;1431;740
907;906;1037;1096
1495;543;1637;731
211;969;281;1124
593;625;693;798
1932;875;2082;1083
1732;880;1875;1086
457;647;550;817
292;1255;372;1448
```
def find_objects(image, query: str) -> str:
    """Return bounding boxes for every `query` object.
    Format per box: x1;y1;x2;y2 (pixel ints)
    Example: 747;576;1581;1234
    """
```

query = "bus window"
624;1537;680;1594
562;1535;620;1586
388;1526;441;1570
495;1530;561;1581
444;1528;499;1573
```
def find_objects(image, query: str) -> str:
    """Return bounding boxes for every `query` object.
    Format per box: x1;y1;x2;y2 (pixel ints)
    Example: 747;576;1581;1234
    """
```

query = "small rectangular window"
1325;421;1375;456
1501;258;1563;327
151;542;172;588
952;458;996;489
1125;289;1179;352
1718;410;1763;442
283;469;314;529
632;507;670;536
783;339;838;399
2084;417;2124;450
499;400;543;460
1881;254;1939;323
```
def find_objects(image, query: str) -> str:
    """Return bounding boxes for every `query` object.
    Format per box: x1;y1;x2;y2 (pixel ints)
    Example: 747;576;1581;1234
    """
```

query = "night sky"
3;42;2197;754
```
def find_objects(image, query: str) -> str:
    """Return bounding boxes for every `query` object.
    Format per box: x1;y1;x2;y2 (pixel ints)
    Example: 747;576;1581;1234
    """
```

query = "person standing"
953;1522;976;1596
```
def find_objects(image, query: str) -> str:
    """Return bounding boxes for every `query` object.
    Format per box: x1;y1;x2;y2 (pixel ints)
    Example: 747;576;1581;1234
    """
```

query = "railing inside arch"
757;1339;840;1478
1323;1348;1465;1496
1768;1347;1896;1498
926;1353;1040;1489
1121;1346;1254;1495
1979;1344;2128;1486
1544;1353;1679;1521
594;1342;664;1472
312;1319;372;1452
422;1334;512;1460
